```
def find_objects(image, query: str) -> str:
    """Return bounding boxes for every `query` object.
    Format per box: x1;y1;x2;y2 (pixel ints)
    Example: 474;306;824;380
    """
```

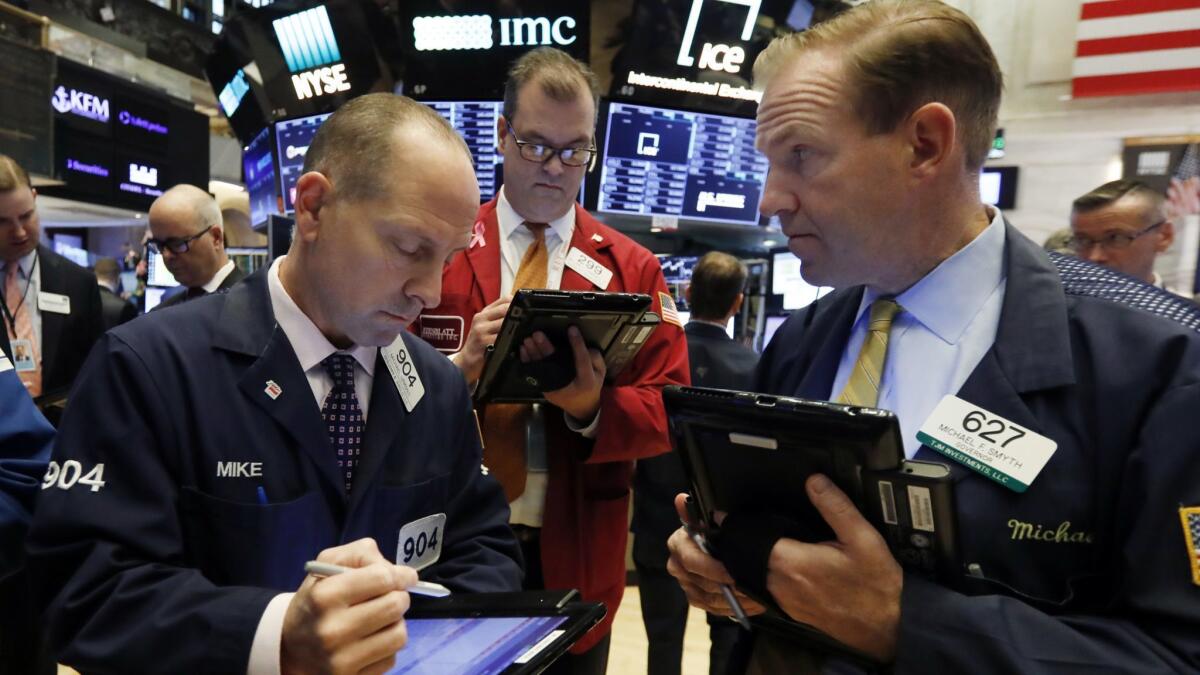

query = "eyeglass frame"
503;121;597;171
1067;220;1166;252
146;225;214;255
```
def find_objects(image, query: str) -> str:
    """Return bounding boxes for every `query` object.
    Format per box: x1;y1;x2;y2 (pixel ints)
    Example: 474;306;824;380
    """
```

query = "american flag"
1072;0;1200;99
1183;506;1200;586
658;291;682;328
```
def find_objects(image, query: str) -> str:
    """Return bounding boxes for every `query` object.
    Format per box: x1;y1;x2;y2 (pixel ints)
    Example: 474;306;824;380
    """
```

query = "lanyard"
0;250;39;336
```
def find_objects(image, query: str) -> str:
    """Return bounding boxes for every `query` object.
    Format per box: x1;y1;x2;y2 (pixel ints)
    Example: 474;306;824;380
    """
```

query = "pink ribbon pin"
469;220;486;249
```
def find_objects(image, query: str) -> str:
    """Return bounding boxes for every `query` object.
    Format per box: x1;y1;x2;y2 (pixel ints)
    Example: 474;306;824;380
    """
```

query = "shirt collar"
4;249;37;278
267;256;376;376
860;208;1007;344
496;185;575;246
202;260;236;294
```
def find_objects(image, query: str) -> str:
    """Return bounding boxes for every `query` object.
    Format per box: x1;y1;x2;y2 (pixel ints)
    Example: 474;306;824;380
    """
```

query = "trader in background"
1068;179;1181;292
666;1;1200;672
93;257;137;329
414;47;690;673
633;251;755;675
148;184;244;308
28;94;522;674
0;154;104;401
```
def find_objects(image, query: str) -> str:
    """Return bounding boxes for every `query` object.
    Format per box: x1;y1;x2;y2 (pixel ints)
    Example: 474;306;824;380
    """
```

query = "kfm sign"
676;0;761;74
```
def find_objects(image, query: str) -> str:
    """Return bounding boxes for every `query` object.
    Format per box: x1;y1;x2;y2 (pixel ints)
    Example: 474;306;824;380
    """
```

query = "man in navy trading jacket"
666;1;1200;672
28;94;522;674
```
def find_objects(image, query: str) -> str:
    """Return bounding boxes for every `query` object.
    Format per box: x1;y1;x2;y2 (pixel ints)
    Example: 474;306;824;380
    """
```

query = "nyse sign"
291;63;352;100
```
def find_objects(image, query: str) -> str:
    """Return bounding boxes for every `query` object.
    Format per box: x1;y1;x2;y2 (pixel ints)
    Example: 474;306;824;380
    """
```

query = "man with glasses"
1068;179;1181;293
414;47;689;673
148;184;245;308
0;154;104;403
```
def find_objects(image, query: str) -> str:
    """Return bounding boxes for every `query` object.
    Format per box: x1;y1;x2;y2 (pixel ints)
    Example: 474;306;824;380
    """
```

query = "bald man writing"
148;185;244;308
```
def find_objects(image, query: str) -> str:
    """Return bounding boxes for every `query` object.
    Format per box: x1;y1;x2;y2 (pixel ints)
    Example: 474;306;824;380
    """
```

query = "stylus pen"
681;523;751;630
303;561;452;598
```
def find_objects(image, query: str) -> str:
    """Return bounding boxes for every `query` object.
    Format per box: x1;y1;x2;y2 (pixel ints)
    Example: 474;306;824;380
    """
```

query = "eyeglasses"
1067;220;1165;252
505;122;596;170
147;225;213;255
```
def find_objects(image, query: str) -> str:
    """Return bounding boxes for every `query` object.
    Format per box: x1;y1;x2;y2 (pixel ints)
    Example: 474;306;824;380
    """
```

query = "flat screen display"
597;102;767;226
147;250;180;288
425;101;503;202
980;166;1018;210
762;314;787;351
385;615;567;675
772;251;832;311
275;112;331;213
244;127;278;227
657;255;699;285
144;286;168;312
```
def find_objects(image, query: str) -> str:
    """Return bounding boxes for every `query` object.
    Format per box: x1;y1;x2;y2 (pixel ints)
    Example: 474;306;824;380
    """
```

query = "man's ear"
496;115;510;152
1156;219;1175;253
905;102;957;178
293;172;333;243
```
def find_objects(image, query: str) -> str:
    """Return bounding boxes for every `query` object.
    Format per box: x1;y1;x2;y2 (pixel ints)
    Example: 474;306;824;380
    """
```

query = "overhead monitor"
772;251;832;311
425;101;503;202
596;101;767;226
275;112;331;213
244;126;279;227
657;255;699;285
762;314;787;351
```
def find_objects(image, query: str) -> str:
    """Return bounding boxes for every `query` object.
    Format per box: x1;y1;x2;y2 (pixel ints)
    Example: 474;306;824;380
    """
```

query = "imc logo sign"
412;14;578;51
273;6;352;101
676;0;761;74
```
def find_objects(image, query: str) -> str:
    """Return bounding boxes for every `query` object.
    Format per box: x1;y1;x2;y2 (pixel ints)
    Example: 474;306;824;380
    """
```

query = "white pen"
303;561;451;598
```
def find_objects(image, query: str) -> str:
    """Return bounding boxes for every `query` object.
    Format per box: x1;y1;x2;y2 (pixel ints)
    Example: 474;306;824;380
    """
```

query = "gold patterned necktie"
482;222;550;502
836;298;901;408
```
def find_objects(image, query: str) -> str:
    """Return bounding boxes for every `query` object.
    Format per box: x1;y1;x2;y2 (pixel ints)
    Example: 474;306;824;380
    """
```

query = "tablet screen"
388;615;568;675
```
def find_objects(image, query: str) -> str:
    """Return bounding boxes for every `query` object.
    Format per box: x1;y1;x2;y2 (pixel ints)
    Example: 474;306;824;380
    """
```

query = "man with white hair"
148;184;244;308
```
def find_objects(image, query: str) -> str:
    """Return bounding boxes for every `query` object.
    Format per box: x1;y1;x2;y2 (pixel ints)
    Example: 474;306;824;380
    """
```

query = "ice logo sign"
675;0;761;74
51;86;110;123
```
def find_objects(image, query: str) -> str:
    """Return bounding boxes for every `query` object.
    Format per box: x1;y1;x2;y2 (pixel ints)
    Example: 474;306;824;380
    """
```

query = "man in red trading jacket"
414;47;689;673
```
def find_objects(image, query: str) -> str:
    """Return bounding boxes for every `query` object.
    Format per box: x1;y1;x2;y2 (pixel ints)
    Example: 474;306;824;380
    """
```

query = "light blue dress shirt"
829;210;1007;458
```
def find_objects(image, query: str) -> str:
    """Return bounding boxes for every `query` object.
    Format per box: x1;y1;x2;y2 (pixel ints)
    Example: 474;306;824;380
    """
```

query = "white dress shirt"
202;259;238;294
247;255;378;675
830;209;1008;458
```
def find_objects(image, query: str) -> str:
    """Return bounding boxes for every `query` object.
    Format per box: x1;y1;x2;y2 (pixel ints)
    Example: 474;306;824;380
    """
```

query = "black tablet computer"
391;591;605;675
473;289;658;404
664;386;959;662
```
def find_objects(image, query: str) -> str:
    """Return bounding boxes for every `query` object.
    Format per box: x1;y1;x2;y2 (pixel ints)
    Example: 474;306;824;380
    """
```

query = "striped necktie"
836;298;901;408
4;261;41;396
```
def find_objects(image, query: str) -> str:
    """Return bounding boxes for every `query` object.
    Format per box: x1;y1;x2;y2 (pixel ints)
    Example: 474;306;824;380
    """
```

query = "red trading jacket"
414;198;690;652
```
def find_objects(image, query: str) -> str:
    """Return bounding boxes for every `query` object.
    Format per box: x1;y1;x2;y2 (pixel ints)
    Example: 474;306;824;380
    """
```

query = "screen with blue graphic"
245;127;278;227
426;101;503;202
273;5;341;73
597;102;767;226
275;112;331;213
386;616;567;675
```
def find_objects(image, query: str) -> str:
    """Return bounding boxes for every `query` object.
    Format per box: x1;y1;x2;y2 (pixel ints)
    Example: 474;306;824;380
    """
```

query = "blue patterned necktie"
321;354;364;493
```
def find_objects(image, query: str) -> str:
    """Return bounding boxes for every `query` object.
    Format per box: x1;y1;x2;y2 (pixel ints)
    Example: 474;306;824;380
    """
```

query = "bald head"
148;184;228;289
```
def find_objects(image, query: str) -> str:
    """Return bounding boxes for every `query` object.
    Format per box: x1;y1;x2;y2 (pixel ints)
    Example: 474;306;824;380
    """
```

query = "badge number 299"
397;513;446;571
42;460;106;492
917;395;1056;493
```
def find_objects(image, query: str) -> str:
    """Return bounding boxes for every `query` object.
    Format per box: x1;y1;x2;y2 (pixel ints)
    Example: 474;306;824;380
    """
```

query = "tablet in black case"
474;289;658;404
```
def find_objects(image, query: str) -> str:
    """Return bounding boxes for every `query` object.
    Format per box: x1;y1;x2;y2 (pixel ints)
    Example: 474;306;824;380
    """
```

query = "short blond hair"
502;47;599;124
754;0;1002;170
0;155;32;192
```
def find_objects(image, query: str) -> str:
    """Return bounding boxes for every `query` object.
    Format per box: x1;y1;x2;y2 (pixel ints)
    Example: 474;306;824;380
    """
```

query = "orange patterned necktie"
482;222;550;501
4;261;42;396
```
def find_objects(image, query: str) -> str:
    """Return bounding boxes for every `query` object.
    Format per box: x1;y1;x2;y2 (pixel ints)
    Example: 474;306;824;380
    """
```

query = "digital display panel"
115;152;167;200
426;101;503;202
657;255;699;285
114;97;171;149
386;616;568;674
147;250;180;287
275;112;331;213
597;102;767;225
244;127;278;227
219;68;251;117
772;251;832;311
980;166;1018;210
